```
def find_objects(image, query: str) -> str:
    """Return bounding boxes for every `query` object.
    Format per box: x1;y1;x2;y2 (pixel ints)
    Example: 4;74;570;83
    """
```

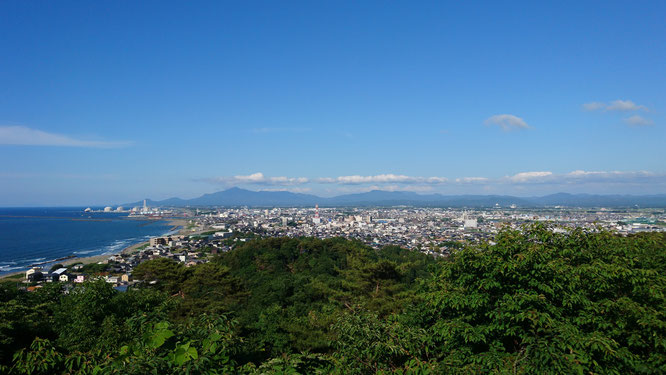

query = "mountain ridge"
121;188;666;208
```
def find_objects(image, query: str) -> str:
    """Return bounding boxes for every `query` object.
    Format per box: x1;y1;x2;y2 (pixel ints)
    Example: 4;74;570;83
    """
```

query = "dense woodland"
1;224;664;374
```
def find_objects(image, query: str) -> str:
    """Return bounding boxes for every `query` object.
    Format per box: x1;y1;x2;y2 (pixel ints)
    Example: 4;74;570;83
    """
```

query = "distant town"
16;200;665;291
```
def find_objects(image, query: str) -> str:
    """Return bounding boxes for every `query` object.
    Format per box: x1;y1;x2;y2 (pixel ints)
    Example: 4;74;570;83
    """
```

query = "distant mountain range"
122;187;666;208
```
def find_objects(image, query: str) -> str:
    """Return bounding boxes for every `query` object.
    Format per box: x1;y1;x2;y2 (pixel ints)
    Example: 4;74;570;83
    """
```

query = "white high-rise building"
313;204;321;225
462;212;477;229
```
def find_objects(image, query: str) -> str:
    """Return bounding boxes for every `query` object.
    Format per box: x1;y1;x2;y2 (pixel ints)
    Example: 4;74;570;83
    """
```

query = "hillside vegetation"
1;225;664;374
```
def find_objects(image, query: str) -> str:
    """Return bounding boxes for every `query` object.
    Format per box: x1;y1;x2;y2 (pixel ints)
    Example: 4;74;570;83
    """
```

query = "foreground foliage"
417;226;666;374
1;226;664;374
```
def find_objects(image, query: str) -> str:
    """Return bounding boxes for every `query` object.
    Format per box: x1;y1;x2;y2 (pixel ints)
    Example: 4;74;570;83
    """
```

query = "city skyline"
1;1;665;205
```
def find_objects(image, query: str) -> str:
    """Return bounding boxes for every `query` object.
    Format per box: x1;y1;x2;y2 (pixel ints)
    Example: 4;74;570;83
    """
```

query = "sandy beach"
0;218;190;280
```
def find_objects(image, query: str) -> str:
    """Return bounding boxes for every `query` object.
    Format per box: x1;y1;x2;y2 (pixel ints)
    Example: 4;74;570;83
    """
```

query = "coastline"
0;218;189;280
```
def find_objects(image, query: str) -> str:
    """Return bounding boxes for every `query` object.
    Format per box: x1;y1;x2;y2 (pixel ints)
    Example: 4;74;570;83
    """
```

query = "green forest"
1;224;664;374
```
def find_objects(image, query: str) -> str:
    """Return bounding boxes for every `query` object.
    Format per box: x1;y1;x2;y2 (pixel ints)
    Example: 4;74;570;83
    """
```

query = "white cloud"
584;100;654;127
606;100;648;112
624;115;654;126
484;114;530;131
583;99;649;112
0;126;131;148
455;177;489;183
316;174;448;185
201;170;665;191
329;184;436;194
423;176;449;183
567;170;598;177
509;171;553;183
234;172;266;183
205;172;309;186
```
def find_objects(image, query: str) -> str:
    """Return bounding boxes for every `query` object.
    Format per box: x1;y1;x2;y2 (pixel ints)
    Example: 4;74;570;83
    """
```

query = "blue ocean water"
0;207;174;275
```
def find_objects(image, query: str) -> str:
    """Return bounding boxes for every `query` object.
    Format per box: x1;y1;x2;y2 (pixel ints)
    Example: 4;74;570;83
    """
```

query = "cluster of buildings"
191;205;665;256
24;264;130;291
19;205;664;288
21;233;233;289
83;200;177;216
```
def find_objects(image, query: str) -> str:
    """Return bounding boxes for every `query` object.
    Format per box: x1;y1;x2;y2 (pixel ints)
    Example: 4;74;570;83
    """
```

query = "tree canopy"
1;227;664;374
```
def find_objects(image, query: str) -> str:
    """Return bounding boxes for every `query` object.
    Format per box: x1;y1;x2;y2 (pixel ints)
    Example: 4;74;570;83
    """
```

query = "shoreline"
0;218;190;280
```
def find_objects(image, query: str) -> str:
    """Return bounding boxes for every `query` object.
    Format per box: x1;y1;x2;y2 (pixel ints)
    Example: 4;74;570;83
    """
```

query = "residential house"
49;268;68;283
25;268;43;282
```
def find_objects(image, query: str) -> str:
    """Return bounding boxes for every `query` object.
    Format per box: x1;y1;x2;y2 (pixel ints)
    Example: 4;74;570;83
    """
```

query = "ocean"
0;207;175;275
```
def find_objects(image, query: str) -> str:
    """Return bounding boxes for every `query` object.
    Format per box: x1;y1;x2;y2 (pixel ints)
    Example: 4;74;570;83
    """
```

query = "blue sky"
1;1;665;205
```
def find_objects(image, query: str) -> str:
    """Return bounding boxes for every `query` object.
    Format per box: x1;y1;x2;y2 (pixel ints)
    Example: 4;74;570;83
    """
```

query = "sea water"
0;207;174;275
